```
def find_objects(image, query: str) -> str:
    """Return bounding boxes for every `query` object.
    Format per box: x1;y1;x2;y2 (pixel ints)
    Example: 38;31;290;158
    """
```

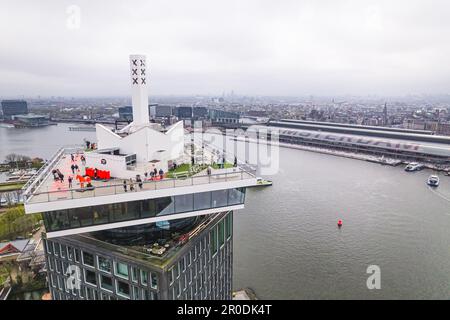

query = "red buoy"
337;219;343;227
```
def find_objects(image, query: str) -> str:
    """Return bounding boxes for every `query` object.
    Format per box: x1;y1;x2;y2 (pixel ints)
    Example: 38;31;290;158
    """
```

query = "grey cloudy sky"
1;0;450;97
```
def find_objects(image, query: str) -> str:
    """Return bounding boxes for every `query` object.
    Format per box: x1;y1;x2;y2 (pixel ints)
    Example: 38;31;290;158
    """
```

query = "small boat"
404;162;424;172
254;177;272;187
427;175;439;187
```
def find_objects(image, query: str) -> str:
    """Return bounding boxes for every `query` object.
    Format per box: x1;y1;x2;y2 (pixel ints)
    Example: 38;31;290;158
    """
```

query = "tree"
4;153;31;169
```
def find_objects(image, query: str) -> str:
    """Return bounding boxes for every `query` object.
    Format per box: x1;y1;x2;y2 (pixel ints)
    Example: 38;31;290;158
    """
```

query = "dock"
69;126;96;132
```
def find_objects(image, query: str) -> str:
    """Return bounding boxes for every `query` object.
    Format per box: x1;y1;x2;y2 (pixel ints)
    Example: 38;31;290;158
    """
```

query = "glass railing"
22;147;85;202
26;166;255;205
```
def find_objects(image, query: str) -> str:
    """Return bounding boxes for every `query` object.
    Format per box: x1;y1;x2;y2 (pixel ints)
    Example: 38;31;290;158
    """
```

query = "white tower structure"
129;54;150;128
83;54;185;178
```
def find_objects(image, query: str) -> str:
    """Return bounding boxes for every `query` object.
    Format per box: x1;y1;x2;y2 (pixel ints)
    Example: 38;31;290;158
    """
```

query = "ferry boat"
427;175;440;187
404;162;424;172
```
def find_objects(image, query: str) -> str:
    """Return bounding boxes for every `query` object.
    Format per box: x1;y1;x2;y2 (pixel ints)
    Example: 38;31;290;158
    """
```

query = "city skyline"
1;0;450;97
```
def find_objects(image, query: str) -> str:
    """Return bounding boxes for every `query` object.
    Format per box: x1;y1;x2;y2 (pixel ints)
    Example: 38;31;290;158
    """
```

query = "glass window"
140;270;148;286
53;242;60;256
141;288;150;300
56;260;61;273
86;287;96;300
174;263;179;279
226;213;232;239
50;273;56;287
46;240;53;254
174;281;179;297
82;251;94;267
175;194;193;213
168;267;174;284
116;279;130;299
115;262;129;279
212;190;228;208
132;286;140;300
78;206;94;227
141;199;156;218
110;202;139;222
188;252;192;266
74;248;80;263
218;220;225;247
48;210;70;231
84;269;97;286
60;244;66;258
180;257;186;272
48;257;54;271
187;268;191;284
150;272;158;289
93;206;109;225
62;261;69;275
98;256;111;273
194;192;211;210
100;274;113;292
228;188;244;205
131;266;138;283
155;197;175;215
210;226;218;255
67;247;74;261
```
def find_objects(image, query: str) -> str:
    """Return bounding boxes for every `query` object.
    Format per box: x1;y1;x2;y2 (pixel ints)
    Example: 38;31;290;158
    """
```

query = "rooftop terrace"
22;147;256;214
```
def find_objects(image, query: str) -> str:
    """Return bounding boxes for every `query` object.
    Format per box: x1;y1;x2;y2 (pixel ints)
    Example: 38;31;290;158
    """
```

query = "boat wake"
427;187;450;215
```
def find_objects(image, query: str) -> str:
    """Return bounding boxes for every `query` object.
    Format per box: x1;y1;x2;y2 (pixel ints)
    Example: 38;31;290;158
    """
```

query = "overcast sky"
1;0;450;97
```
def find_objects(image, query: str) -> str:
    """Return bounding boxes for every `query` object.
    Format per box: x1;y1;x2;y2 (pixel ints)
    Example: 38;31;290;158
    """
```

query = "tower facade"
43;212;233;300
129;55;149;127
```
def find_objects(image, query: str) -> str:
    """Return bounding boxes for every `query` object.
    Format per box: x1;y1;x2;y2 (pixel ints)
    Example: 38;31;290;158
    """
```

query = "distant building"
246;110;268;117
118;106;133;121
193;107;208;119
1;100;28;120
437;122;450;136
176;106;193;119
209;109;240;124
0;239;30;262
150;104;173;119
12;114;50;127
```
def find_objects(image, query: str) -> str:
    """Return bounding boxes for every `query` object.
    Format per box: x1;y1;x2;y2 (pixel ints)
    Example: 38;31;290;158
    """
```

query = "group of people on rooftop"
122;168;165;192
143;168;165;180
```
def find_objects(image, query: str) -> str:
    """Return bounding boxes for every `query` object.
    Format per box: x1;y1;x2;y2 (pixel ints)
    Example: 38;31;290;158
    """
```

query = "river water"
1;123;449;299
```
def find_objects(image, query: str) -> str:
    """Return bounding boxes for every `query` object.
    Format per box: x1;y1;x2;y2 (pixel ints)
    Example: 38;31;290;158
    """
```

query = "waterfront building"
12;114;51;127
258;119;450;164
22;55;256;300
1;100;28;120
